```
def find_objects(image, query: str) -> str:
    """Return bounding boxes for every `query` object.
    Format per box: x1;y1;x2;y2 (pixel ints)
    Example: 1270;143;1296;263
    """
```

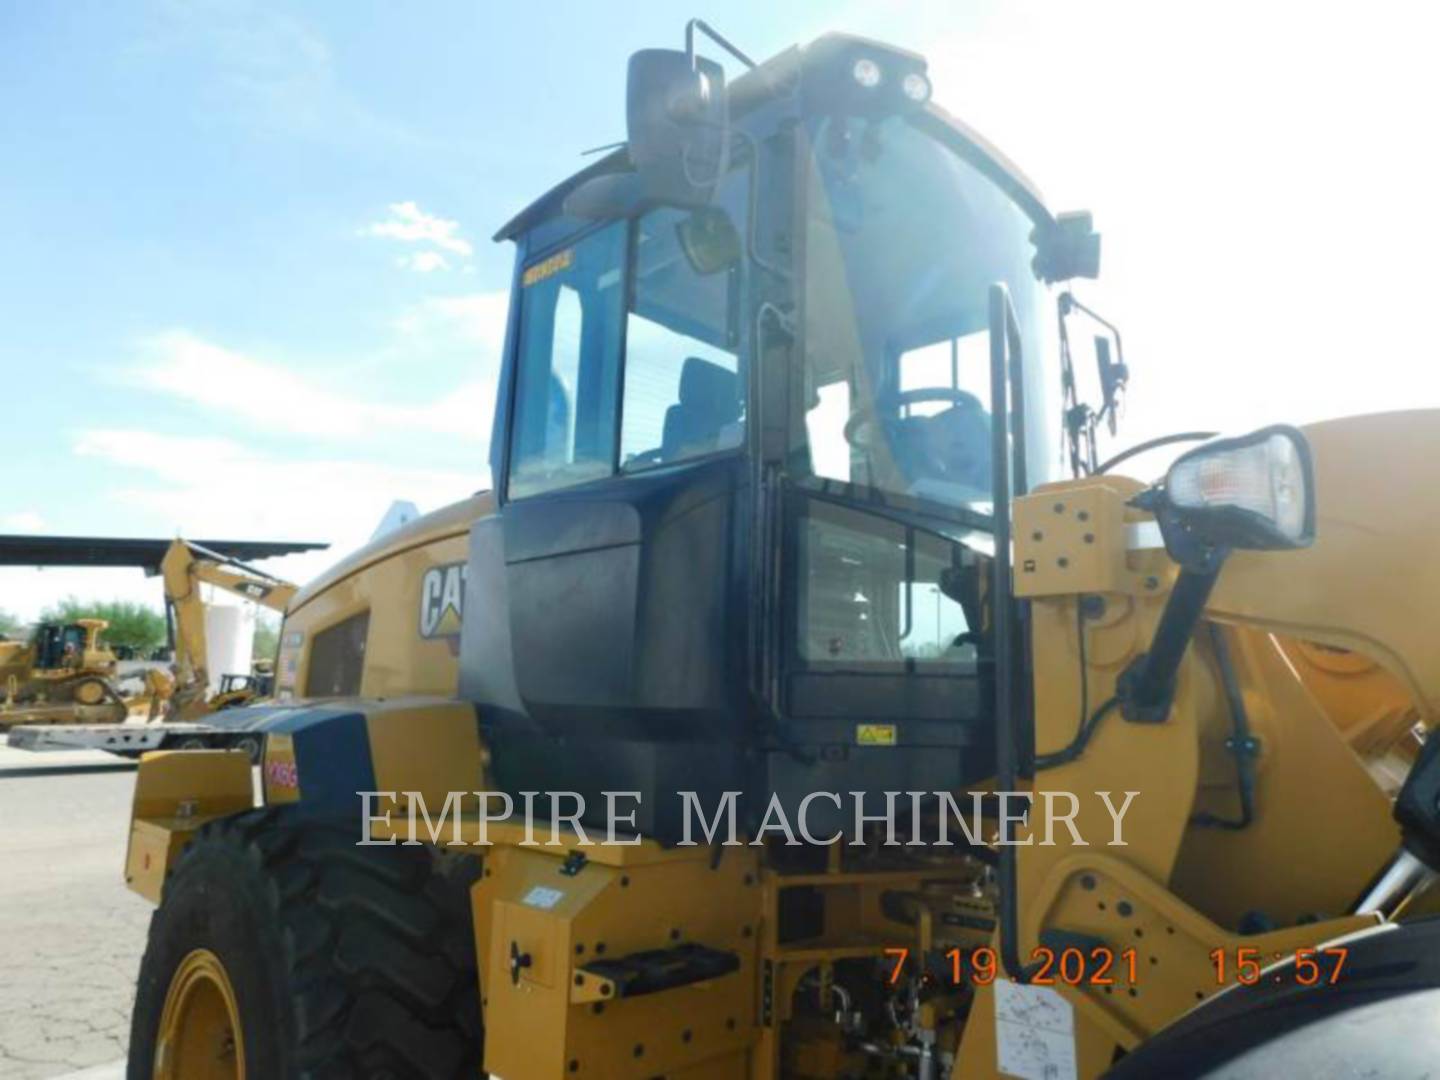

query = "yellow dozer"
0;617;130;727
120;25;1440;1079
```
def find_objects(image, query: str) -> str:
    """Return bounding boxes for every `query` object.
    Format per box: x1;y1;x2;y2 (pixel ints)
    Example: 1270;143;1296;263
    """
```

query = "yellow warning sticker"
856;723;897;747
522;247;573;287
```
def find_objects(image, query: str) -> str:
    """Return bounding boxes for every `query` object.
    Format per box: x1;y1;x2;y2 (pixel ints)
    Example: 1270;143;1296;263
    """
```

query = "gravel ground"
0;750;148;1078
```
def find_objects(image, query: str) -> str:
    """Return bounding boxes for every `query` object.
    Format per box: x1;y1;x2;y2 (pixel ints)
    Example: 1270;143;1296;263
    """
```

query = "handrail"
988;282;1032;981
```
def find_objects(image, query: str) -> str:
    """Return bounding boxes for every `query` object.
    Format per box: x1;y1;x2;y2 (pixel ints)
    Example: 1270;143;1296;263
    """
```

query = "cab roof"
493;33;1052;245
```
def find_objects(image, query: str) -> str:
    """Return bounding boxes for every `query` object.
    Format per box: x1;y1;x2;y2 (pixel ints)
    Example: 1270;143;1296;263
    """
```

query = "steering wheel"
843;387;984;449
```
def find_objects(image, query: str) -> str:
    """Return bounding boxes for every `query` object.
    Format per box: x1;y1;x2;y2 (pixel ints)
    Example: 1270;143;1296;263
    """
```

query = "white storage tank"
203;594;256;695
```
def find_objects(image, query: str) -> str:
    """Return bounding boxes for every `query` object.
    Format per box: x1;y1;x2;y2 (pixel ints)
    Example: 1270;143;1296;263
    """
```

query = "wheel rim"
74;679;105;705
235;737;262;764
154;948;245;1080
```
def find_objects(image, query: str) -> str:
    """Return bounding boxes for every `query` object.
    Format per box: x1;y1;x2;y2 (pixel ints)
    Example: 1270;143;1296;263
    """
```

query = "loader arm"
159;539;297;709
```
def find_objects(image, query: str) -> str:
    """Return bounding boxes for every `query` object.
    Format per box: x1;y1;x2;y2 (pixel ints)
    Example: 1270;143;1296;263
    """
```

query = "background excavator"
0;534;323;754
147;538;301;722
117;24;1440;1080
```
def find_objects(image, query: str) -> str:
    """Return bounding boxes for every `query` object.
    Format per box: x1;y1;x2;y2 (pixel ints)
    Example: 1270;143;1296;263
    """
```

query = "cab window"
305;611;370;697
619;206;743;471
507;223;627;499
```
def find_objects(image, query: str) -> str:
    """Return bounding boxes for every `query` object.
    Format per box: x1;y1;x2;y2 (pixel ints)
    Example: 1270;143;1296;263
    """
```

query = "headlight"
1156;425;1316;553
901;72;931;103
852;57;882;88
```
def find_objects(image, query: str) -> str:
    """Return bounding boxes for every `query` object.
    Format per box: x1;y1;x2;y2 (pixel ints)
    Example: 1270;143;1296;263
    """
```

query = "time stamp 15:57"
882;944;1349;987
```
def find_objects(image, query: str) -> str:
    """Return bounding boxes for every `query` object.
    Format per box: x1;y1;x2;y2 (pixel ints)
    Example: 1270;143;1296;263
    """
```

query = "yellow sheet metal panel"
1211;409;1440;720
477;844;759;1079
1013;480;1131;598
1280;637;1419;757
364;697;486;805
279;528;474;701
1033;852;1376;1044
130;749;253;821
1172;628;1399;927
124;819;192;904
278;494;492;701
125;750;253;902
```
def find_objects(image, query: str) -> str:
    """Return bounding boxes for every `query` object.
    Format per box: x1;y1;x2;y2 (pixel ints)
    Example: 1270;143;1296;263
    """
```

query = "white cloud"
74;427;477;594
389;290;511;347
0;565;167;626
1;510;45;532
363;201;473;256
4;286;509;619
0;429;483;622
143;2;437;155
396;251;451;273
124;289;509;445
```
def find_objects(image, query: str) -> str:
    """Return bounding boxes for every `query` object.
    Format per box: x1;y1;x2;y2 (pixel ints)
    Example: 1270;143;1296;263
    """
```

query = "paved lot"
0;745;147;1078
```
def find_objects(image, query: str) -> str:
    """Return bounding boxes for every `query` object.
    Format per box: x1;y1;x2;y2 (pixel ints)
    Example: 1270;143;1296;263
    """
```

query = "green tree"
39;597;168;654
0;608;21;638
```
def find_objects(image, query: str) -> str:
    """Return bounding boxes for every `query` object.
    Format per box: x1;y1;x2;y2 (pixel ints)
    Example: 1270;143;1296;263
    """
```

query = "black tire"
128;809;484;1079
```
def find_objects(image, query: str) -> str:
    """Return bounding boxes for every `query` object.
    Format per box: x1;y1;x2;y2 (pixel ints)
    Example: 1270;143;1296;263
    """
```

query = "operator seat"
661;356;742;462
889;396;992;494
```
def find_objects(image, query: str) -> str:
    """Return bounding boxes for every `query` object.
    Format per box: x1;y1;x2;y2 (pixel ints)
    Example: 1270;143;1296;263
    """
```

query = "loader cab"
465;33;1086;839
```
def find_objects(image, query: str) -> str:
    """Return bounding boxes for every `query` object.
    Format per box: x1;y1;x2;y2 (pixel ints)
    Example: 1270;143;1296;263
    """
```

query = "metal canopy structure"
0;535;328;573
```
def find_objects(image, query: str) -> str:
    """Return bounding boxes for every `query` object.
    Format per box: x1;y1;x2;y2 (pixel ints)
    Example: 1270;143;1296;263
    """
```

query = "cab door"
466;205;752;835
493;220;640;721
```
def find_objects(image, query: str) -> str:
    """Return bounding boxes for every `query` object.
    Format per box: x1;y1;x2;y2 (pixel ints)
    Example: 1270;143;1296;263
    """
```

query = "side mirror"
676;207;741;275
565;49;728;221
627;49;728;206
1141;425;1316;565
1032;211;1101;284
1094;337;1127;436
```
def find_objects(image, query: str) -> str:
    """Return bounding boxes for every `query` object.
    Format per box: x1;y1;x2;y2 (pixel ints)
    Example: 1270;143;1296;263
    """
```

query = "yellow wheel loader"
120;24;1440;1079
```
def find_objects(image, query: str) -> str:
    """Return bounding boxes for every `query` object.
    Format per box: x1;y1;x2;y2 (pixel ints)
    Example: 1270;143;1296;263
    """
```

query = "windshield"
798;113;1054;516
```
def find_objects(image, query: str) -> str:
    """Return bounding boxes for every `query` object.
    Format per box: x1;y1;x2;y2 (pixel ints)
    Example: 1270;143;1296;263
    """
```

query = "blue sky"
3;0;1438;619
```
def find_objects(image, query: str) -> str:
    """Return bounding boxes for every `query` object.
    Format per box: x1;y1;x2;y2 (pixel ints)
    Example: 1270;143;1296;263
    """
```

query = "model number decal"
419;563;467;639
264;734;300;803
522;886;565;910
521;247;573;287
265;759;299;789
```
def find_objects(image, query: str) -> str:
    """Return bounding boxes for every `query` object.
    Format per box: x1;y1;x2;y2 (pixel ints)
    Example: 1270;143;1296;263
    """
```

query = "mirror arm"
1116;561;1224;724
684;19;757;71
1058;291;1128;426
1060;292;1124;369
1117;495;1229;723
